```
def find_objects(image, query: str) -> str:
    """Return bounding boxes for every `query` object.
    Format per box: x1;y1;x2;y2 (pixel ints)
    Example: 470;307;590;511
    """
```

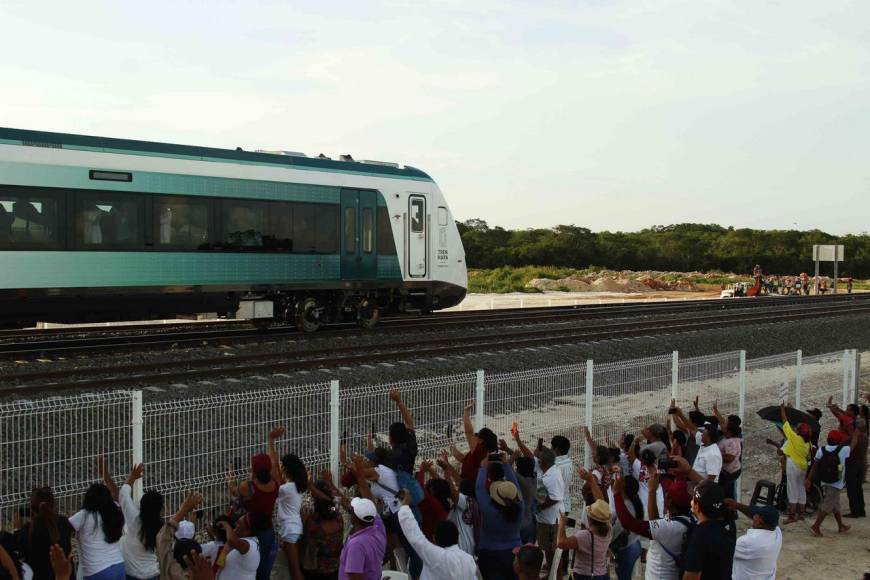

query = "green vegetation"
458;221;870;277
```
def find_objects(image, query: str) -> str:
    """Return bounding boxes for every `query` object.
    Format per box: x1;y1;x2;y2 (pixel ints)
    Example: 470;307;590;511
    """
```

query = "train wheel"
356;300;380;329
295;297;322;333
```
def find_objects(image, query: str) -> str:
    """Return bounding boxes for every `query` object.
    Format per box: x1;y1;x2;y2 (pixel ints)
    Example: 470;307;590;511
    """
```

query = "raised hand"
49;544;72;580
389;390;403;403
127;463;145;485
184;550;215;580
269;426;286;440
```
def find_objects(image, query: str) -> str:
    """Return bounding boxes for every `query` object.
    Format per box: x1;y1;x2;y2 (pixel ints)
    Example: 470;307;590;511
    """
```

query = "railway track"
3;298;869;394
2;293;867;358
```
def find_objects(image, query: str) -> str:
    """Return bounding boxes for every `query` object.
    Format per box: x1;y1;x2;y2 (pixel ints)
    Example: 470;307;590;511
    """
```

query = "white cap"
175;520;195;540
350;497;377;522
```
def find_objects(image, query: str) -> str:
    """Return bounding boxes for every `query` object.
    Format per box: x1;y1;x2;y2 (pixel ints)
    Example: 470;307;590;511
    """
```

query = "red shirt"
460;442;487;482
416;471;449;539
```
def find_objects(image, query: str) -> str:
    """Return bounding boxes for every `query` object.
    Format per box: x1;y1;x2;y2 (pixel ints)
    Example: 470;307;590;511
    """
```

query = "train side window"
75;192;144;249
222;200;268;249
344;207;356;254
314;204;338;254
267;201;293;251
292;203;316;253
0;190;61;248
438;206;448;226
361;207;374;253
377;206;396;255
155;196;210;249
410;198;424;233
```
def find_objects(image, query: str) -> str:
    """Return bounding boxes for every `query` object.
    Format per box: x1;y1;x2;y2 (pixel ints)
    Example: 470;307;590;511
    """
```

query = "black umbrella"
756;406;821;432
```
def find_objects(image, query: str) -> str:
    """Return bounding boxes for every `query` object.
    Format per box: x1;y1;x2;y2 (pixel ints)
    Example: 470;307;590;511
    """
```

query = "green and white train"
0;128;468;330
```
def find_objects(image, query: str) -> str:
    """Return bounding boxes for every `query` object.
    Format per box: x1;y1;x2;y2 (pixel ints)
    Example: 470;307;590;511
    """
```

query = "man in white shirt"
551;436;574;514
534;447;564;574
397;496;478;580
724;500;782;580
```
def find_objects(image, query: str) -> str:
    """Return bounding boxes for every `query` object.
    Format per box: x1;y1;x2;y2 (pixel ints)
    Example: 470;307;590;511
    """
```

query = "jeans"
256;527;278;580
476;549;518;580
719;469;741;500
85;563;125;580
613;540;642;580
126;576;158;580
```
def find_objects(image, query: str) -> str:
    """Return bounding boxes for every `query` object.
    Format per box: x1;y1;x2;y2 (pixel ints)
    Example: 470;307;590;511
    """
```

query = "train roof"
0;127;432;181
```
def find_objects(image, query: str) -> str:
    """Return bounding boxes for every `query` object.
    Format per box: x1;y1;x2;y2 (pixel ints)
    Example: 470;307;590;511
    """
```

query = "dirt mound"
525;278;591;291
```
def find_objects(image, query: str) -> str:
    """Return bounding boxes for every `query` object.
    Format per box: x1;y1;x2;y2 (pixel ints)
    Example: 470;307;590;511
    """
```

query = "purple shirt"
339;515;386;580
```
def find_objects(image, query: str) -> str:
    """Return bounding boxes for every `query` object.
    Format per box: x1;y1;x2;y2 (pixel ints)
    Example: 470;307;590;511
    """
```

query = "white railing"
0;348;861;525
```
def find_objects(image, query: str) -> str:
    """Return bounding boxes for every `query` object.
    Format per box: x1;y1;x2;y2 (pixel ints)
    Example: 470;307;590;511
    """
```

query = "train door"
407;194;427;278
340;189;377;280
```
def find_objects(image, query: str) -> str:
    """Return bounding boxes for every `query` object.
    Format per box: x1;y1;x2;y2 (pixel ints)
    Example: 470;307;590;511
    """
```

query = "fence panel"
142;382;331;516
592;354;674;457
676;351;743;417
340;373;477;461
0;392;134;526
485;364;588;471
798;350;849;436
741;351;798;473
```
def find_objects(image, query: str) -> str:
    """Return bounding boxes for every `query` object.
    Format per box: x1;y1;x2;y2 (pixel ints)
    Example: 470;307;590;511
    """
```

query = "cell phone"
667;408;677;415
658;458;677;470
511;421;519;438
536;437;544;451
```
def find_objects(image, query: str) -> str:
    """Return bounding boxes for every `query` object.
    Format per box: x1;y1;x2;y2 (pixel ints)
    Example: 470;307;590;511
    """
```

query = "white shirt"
645;516;693;580
69;509;124;577
692;443;723;482
218;538;259;580
732;527;782;580
276;481;304;538
535;465;565;525
371;465;402;514
200;541;226;563
631;459;664;518
554;454;574;513
118;484;160;579
448;494;475;556
398;506;478;580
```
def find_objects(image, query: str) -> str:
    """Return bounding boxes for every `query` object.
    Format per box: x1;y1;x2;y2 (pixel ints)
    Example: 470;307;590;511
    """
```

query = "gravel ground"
2;304;867;398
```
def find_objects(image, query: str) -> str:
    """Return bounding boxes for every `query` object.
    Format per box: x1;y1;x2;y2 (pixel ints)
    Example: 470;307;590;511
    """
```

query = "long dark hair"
281;454;309;493
82;483;124;543
623;476;644;521
29;487;60;544
138;490;163;552
426;478;452;513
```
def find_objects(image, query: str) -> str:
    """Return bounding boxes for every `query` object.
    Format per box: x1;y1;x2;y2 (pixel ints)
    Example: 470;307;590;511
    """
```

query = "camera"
658;458;677;470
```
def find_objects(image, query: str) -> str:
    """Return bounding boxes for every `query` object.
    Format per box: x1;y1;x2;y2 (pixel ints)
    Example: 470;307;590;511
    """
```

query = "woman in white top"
268;428;309;580
217;517;261;580
69;483;125;580
116;465;162;580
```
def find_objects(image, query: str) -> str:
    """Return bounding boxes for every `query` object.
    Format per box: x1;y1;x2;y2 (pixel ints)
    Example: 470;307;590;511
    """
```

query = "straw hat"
586;499;611;523
490;481;519;506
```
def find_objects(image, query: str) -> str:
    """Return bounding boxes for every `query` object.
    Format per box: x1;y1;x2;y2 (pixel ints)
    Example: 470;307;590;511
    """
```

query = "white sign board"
813;244;845;262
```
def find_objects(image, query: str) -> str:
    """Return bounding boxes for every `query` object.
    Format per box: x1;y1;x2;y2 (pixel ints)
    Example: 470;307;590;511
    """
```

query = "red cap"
797;423;812;441
661;478;692;510
251;453;272;473
828;430;848;445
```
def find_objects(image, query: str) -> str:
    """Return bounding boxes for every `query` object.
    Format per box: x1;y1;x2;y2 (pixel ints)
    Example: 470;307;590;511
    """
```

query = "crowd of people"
0;390;867;580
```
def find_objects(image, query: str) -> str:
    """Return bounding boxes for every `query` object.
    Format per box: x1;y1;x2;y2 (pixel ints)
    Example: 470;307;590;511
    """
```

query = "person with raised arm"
436;451;476;556
778;403;812;523
806;426;860;536
265;425;309;580
556;469;611;580
611;463;695;580
156;492;203;580
475;455;523;580
459;400;498;483
384;389;418;473
112;463;163;580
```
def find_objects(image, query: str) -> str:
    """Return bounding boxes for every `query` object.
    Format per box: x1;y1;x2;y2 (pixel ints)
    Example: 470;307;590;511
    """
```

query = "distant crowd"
0;390;868;580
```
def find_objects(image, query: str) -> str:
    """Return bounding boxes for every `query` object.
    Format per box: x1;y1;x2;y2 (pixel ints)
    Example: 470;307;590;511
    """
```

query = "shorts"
536;522;557;551
819;486;842;514
281;532;302;544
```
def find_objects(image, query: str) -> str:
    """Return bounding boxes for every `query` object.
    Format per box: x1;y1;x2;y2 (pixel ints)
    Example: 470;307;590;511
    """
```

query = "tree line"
457;220;870;277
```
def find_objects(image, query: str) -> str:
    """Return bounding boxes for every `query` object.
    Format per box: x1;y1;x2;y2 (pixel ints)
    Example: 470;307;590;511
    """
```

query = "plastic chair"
750;479;777;506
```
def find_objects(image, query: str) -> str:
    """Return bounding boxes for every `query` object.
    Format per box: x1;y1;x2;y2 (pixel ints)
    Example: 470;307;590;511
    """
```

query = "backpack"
658;515;697;574
817;445;845;484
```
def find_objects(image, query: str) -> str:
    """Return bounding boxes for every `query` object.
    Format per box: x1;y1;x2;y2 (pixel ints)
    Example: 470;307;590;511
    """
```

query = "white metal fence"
0;348;862;525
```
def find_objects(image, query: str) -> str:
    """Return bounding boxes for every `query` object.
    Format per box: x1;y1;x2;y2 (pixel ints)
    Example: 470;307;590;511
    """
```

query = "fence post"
736;351;746;503
853;350;861;404
329;380;340;479
584;360;594;469
795;350;802;409
842;349;851;407
671;350;679;398
131;390;144;502
475;370;486;432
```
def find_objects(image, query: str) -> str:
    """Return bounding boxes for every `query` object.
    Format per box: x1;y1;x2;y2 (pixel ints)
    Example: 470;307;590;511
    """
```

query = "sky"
1;0;868;234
